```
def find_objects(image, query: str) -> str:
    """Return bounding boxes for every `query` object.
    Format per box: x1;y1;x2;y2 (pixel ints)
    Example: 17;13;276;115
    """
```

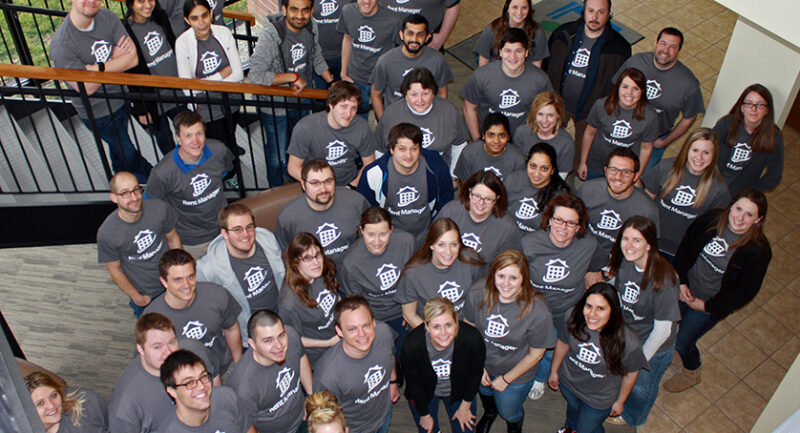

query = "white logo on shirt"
461;232;482;252
375;264;400;290
364;365;385;392
610;120;633;139
646;79;662;100
207;0;217;12
576;342;602;364
431;359;451;379
319;0;338;16
91;40;112;63
358;25;376;43
483;166;503;179
290;43;306;64
316;289;336;316
420;127;435;148
543;258;570;282
621;281;640;304
244;266;267;291
402;68;414;77
315;223;341;247
134;229;156;253
498;89;520;109
597;209;622;230
190;173;211;197
484;314;510;338
731;143;752;163
182;321;207;340
671;185;697;207
571;48;591;68
326;140;347;161
200;51;221;76
437;281;463;304
142;31;164;56
276;367;295;396
703;237;729;257
396;186;420;207
515;197;539;220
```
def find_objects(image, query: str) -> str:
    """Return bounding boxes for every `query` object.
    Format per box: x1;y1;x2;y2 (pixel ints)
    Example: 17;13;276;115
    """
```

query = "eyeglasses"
469;192;497;204
742;101;768;111
605;166;635;178
115;185;144;199
225;223;255;234
299;250;323;263
550;216;579;229
305;178;335;187
172;371;211;390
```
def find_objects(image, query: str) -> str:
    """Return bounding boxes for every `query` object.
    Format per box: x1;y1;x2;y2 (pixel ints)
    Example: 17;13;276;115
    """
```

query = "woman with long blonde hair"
25;372;108;433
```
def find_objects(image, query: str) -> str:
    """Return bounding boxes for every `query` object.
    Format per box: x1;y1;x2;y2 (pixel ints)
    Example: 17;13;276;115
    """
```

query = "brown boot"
663;366;701;393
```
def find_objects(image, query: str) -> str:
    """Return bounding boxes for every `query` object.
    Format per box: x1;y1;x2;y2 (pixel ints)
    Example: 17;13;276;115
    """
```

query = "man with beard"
227;310;312;433
545;0;630;170
577;147;659;287
197;204;285;348
613;27;704;170
369;14;453;119
276;159;370;268
98;171;182;317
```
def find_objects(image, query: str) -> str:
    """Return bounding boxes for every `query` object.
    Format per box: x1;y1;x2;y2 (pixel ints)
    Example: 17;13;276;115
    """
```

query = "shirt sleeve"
221;288;243;329
472;25;493;58
585;99;604;129
458;69;483;105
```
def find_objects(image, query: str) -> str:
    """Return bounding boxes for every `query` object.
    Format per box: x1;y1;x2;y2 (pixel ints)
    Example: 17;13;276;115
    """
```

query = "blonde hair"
306;391;348;433
25;372;85;427
659;128;723;209
423;297;459;335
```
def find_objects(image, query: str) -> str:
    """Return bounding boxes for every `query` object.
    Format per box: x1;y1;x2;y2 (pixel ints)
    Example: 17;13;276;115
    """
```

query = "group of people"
37;0;785;432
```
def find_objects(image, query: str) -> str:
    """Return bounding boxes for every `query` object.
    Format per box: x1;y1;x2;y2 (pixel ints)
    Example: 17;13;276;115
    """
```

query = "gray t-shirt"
504;170;569;234
341;229;416;321
313;321;395;433
688;227;740;301
226;326;306;433
277;278;340;366
615;260;680;353
577;178;660;271
192;32;238;122
435;201;520;264
58;388;108;433
281;24;317;85
144;140;234;245
613;52;705;136
336;4;401;84
228;243;279;312
378;0;458;32
143;282;242;373
425;331;454;397
383;158;432;237
561;35;597;113
459;61;553;135
313;0;353;59
557;316;648;410
128;19;179;106
159;0;188;38
521;229;596;322
160;386;251;433
473;23;549;63
50;9;127;118
288;111;376;186
584;98;659;174
512;127;575;175
109;357;173;433
370;46;453;107
641;159;730;255
454;140;525;182
395;259;482;317
464;287;556;383
275;188;370;268
376;97;470;166
97;199;178;298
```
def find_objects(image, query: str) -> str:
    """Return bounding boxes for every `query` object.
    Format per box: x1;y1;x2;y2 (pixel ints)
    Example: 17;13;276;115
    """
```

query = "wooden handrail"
107;0;257;25
0;63;328;100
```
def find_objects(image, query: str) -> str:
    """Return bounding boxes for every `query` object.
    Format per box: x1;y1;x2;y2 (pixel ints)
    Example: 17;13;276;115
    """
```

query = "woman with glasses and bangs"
713;84;784;196
520;193;597;402
434;170;519;264
278;232;341;367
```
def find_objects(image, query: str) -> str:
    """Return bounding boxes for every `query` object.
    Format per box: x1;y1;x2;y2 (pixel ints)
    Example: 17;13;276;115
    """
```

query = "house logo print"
358;25;376;43
396;186;420;207
190;173;211;197
597;209;622;230
207;0;217;12
483;166;503;179
244;266;266;292
543;258;569;283
703;237;728;257
276;367;295;397
326;140;347;161
498;89;520;109
610;120;633;139
290;43;306;64
134;230;156;253
571;48;590;67
437;281;462;304
402;68;414;77
431;359;451;379
143;31;163;56
364;365;385;392
420;127;435;148
316;289;336;316
576;342;602;364
730;143;751;163
200;51;220;76
319;0;338;16
646;79;662;100
375;264;400;291
91;41;112;63
485;314;510;338
182;321;207;340
515;197;539;220
315;223;341;247
461;232;482;252
671;185;696;207
621;281;640;304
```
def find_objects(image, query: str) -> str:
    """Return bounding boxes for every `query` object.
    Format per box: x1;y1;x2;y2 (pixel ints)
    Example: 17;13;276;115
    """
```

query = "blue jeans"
585;168;604;181
622;347;673;426
409;395;476;433
374;406;393;433
128;290;162;318
675;301;717;370
261;109;302;187
644;145;666;173
143;104;184;156
560;383;610;433
82;104;152;183
385;316;409;360
314;56;341;89
534;325;558;383
479;376;533;422
353;80;372;120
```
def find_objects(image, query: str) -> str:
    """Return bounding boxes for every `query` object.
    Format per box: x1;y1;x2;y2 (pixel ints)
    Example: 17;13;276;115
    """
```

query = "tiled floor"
1;0;799;432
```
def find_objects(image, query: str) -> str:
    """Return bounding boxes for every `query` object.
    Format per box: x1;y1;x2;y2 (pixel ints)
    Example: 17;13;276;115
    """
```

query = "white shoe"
528;381;545;400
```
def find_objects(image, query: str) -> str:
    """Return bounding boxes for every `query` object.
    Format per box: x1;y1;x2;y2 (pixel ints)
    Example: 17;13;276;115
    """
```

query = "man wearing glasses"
98;171;182;317
276;159;370;268
161;349;256;433
197;204;286;348
577;147;659;287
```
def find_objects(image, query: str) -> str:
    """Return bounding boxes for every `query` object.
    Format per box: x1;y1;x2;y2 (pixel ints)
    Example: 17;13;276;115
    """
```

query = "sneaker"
528;381;545;400
605;415;627;425
557;427;576;433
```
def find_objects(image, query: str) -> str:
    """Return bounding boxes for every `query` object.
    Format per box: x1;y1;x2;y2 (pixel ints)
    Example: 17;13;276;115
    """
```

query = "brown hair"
388;123;423;151
359;206;392;229
659;128;723;209
608;216;677;291
333;294;373;328
326;81;361;111
218;203;254;230
173;110;204;134
400;67;439;95
458;170;508;218
405;218;486;270
605;68;648;120
489;0;539;59
25;372;85;427
725;83;779;153
480;250;541;319
158;249;195;279
713;189;770;249
284;233;339;308
525;91;567;134
135;313;176;346
306;391;348;433
566;283;627;376
301;159;334;182
539;194;589;237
